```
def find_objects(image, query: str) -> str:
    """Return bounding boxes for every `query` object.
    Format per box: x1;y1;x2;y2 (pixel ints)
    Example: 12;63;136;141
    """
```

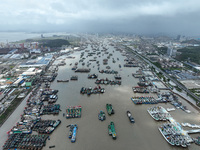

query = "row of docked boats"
67;124;78;143
66;106;82;119
99;69;118;74
147;106;171;121
95;78;121;85
41;94;58;104
80;86;105;95
131;96;168;105
158;123;192;147
3;134;49;150
4;87;62;149
32;119;61;134
132;86;149;93
40;104;60;115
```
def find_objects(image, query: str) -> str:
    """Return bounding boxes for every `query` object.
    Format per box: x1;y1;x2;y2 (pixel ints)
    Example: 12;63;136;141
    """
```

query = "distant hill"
40;39;70;48
176;46;200;64
181;39;200;44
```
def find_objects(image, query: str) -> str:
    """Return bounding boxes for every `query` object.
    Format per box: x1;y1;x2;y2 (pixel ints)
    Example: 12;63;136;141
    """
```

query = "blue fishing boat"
71;124;78;143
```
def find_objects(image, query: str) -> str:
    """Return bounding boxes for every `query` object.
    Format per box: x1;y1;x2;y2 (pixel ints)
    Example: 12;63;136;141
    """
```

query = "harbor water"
42;42;200;150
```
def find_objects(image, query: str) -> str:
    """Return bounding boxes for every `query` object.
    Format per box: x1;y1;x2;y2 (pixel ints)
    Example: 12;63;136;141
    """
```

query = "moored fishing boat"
132;86;149;93
106;104;114;115
98;111;106;121
57;79;69;82
158;123;192;148
108;122;117;139
71;124;78;143
114;75;121;80
127;111;135;123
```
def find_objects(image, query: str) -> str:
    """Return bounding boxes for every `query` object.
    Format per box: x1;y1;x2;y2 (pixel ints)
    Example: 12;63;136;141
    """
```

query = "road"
131;50;200;103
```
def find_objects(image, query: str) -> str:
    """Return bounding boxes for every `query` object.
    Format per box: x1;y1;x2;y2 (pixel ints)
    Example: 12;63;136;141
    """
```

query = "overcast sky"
0;0;200;36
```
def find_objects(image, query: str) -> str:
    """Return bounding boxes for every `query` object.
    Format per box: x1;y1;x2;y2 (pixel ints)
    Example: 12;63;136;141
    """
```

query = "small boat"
49;145;55;148
98;111;106;121
127;111;135;123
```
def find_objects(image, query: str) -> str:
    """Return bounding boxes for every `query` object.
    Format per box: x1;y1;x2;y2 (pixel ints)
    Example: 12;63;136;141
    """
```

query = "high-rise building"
167;47;177;57
167;47;173;56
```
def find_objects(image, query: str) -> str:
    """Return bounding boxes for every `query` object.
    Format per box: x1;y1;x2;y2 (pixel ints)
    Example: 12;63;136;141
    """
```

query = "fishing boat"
127;111;135;123
70;76;78;80
68;125;74;139
108;122;117;139
71;124;78;143
71;66;77;70
114;75;121;80
106;104;114;115
98;111;106;121
132;86;149;93
53;119;61;128
49;145;55;148
57;79;69;82
158;123;192;147
88;74;98;79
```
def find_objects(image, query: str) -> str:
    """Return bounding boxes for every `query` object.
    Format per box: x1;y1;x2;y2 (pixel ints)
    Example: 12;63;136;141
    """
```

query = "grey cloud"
0;0;200;36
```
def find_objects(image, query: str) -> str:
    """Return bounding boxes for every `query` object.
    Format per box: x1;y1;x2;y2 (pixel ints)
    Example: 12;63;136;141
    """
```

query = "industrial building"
19;55;53;68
